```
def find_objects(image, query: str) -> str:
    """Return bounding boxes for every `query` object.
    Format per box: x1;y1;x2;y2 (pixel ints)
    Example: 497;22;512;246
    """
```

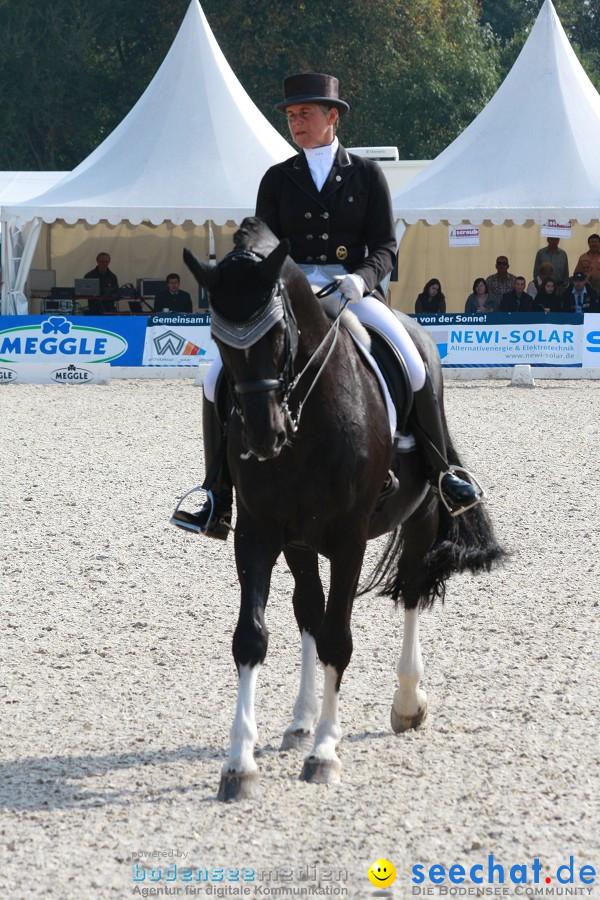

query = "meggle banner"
142;314;217;366
413;313;584;367
0;315;146;367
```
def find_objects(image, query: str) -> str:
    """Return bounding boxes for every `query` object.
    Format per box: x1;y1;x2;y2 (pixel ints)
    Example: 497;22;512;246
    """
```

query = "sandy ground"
0;377;599;900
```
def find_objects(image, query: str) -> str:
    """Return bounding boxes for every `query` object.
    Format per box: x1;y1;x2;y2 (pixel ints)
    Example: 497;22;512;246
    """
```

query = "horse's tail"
360;432;506;610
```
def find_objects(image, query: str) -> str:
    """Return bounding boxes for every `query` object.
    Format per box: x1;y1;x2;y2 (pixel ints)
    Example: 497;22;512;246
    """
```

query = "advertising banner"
0;315;146;367
448;226;480;247
141;313;217;367
582;313;600;368
541;219;572;239
413;313;583;367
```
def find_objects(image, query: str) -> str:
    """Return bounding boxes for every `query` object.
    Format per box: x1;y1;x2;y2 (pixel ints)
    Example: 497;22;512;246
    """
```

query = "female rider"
172;74;481;538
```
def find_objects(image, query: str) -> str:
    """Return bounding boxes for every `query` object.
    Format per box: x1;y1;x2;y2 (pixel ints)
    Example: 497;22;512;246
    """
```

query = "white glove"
334;273;365;303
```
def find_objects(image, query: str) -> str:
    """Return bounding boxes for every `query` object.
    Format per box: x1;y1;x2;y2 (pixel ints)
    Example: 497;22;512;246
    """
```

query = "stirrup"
170;485;232;538
437;466;486;517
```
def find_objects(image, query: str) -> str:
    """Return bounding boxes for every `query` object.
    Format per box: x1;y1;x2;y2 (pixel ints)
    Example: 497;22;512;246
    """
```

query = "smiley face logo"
368;858;396;888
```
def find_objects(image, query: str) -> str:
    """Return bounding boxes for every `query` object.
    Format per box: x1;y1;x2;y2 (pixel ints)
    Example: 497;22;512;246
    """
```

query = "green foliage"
0;0;598;170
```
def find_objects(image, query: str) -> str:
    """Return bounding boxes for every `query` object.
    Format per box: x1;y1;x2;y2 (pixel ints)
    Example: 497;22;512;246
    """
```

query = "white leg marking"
307;664;342;765
392;608;427;727
285;631;319;735
224;664;259;775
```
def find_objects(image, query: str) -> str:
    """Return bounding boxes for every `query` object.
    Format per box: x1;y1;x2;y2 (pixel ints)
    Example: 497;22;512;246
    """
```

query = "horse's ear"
183;248;220;289
257;239;290;284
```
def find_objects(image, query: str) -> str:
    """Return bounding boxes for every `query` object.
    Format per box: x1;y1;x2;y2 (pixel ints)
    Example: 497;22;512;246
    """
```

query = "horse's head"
184;219;296;461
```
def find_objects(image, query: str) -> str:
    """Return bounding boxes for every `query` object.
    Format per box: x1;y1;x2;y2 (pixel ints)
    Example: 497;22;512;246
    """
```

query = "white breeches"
203;266;426;402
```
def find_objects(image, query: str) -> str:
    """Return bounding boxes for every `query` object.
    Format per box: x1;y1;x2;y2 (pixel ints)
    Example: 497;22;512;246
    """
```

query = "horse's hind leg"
280;547;324;751
389;502;437;733
391;608;428;733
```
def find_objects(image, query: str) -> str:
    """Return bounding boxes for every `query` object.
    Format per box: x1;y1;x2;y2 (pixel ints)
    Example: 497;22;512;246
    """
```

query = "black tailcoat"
256;144;396;295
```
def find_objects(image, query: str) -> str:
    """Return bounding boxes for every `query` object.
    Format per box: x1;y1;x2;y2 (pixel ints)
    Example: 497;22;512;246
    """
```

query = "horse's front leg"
280;547;324;751
391;607;428;733
218;521;280;802
300;535;366;784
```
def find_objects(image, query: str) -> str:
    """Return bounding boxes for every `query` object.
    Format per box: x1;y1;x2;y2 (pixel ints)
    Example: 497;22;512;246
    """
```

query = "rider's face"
285;103;338;150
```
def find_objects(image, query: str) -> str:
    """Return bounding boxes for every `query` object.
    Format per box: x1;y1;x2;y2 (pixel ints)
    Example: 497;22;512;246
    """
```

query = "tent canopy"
0;172;68;204
2;0;292;228
392;0;600;226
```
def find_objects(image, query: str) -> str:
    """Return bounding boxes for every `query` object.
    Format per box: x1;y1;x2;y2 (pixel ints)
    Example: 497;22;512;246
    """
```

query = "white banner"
142;314;218;367
582;313;600;367
541;219;572;239
414;313;583;367
448;226;480;247
0;362;110;384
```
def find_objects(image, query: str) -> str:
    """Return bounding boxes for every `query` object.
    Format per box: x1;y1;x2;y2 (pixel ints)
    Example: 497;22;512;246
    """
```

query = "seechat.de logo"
586;330;600;352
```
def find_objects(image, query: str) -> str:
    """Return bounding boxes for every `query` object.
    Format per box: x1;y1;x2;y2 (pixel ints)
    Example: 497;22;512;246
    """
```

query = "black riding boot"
411;368;482;515
170;395;233;539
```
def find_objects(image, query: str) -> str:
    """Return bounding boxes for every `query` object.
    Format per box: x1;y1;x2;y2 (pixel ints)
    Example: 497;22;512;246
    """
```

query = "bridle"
210;249;346;434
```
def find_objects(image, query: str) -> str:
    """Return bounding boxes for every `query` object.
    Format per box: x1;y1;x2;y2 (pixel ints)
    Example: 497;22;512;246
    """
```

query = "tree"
203;0;500;158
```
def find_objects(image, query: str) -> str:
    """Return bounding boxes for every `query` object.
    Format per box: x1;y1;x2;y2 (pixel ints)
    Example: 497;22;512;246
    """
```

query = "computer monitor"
51;286;76;299
137;278;167;297
74;277;100;297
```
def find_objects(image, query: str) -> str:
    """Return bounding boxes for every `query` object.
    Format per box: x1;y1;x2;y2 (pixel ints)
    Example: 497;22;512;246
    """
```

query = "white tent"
0;172;69;205
391;0;600;310
1;0;292;314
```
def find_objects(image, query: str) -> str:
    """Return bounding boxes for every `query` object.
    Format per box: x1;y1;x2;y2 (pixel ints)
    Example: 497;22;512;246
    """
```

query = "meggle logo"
586;330;600;352
0;366;18;383
0;316;127;363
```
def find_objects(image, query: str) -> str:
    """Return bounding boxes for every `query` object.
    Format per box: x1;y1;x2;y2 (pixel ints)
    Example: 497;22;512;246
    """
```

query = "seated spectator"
533;237;569;290
414;278;446;314
575;257;600;295
465;277;499;313
85;251;118;314
560;271;600;313
486;256;516;302
537;277;560;312
500;276;534;312
527;262;554;299
153;273;193;313
575;233;600;286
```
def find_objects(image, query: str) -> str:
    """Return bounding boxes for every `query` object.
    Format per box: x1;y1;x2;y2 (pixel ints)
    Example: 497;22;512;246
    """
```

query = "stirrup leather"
436;466;486;517
170;485;232;535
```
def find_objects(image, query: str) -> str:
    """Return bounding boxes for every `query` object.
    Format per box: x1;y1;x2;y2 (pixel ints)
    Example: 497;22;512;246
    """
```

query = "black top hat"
275;73;350;115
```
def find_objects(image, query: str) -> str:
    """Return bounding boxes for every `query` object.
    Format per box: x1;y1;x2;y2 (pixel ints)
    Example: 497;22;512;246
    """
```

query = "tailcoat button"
335;175;342;181
321;233;329;240
306;234;313;240
305;212;312;219
321;212;330;219
306;256;313;262
319;255;327;262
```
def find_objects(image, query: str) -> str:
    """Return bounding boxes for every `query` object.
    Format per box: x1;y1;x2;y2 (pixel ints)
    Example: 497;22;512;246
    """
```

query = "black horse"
183;217;503;801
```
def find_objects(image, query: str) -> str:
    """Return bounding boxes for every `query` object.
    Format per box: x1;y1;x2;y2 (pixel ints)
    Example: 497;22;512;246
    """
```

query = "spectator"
153;273;193;313
465;277;499;313
533;237;569;290
560;271;600;313
575;233;600;286
486;256;516;302
537;277;559;312
84;252;118;298
575;256;600;295
500;276;534;312
527;262;554;299
414;278;446;314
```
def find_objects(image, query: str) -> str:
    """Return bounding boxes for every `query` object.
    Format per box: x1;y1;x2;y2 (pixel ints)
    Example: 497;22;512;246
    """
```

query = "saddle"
363;326;413;439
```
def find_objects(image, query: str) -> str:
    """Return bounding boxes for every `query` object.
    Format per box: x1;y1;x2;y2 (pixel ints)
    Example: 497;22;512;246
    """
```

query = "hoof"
390;700;428;733
280;729;313;752
217;771;260;802
299;757;341;784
